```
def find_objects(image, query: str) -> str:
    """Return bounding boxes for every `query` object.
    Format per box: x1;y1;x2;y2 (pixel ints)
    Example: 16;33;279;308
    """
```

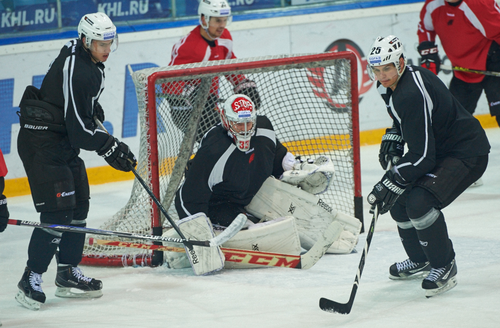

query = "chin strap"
202;27;219;41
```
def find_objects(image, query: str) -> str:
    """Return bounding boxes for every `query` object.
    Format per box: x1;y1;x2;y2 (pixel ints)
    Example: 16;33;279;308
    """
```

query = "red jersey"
164;25;245;95
418;0;500;83
0;149;7;177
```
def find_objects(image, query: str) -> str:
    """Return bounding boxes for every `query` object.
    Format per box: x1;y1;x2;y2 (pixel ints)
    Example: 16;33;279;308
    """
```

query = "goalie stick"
7;216;245;248
319;205;380;314
440;64;500;77
88;217;343;269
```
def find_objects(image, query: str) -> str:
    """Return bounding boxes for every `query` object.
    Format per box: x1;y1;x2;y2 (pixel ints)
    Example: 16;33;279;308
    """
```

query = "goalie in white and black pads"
366;35;489;298
172;94;360;273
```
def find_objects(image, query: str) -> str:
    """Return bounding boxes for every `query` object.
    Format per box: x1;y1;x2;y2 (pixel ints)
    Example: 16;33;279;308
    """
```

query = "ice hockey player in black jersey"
15;13;136;310
175;94;294;226
366;35;490;297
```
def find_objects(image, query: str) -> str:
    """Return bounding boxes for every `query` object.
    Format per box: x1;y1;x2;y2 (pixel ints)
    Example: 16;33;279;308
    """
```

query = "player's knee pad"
40;209;73;225
71;200;89;227
245;177;361;254
409;207;442;232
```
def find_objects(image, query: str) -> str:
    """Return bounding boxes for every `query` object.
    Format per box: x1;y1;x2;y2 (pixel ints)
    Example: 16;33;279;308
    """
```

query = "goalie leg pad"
222;216;301;269
162;213;224;275
245;177;361;254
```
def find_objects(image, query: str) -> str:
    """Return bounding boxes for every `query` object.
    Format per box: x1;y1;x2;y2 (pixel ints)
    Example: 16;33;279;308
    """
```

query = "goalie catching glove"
281;156;335;195
97;136;137;172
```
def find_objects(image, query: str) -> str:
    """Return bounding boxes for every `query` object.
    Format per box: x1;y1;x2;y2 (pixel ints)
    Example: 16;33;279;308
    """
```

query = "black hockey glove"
234;79;261;110
367;170;407;215
418;41;440;75
168;84;199;112
98;136;137;172
0;195;9;233
93;102;105;123
379;127;404;169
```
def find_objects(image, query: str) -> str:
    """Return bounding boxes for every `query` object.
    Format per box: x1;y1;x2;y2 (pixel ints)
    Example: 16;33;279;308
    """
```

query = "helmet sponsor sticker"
103;32;116;40
220;9;230;15
237;111;251;118
368;55;381;64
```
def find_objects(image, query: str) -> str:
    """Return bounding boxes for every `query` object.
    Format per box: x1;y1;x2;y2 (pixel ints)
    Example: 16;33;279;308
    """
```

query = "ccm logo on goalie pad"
224;249;301;268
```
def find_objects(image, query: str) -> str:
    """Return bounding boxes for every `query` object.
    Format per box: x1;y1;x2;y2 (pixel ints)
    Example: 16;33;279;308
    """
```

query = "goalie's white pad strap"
245;177;361;254
281;155;335;195
222;216;301;269
162;213;224;275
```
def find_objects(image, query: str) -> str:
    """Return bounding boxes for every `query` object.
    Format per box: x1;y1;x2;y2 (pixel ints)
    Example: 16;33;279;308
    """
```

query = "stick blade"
319;297;352;314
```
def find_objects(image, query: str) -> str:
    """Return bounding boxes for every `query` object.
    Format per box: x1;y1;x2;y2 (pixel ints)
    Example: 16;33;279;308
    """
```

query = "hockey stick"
7;216;244;248
94;118;245;248
88;218;343;269
441;65;500;77
319;205;380;314
129;165;245;247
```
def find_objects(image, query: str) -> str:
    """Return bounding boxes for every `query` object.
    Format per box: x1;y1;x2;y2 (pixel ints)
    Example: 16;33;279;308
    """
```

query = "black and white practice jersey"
175;115;288;219
39;38;109;152
377;65;490;183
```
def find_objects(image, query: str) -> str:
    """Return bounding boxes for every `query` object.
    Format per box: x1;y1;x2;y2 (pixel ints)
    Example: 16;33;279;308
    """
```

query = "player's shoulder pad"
256;115;273;130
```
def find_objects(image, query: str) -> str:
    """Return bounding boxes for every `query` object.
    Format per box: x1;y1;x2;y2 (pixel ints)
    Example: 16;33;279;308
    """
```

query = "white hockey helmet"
78;13;118;52
221;94;257;152
198;0;232;29
367;35;407;81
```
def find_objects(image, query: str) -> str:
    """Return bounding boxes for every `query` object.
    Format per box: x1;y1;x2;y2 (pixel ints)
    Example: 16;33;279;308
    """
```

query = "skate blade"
15;290;42;311
389;271;430;281
425;276;457;298
55;287;103;299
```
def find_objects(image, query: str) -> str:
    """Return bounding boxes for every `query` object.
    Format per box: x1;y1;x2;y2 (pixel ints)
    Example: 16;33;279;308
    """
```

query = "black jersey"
175;115;288;219
39;38;109;152
378;65;490;183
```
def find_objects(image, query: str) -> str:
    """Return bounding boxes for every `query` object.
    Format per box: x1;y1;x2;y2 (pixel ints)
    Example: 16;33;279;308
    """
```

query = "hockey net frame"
81;51;362;267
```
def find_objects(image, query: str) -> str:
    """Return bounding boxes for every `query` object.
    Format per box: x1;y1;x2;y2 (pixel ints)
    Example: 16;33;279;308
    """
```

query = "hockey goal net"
82;52;362;267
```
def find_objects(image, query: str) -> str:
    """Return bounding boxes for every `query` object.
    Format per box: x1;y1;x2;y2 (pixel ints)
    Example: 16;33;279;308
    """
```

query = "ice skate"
468;178;483;188
422;259;457;298
389;258;431;280
15;267;46;311
55;264;103;299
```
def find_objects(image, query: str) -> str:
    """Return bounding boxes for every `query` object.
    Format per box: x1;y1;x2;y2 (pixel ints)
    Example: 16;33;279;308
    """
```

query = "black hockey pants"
390;155;488;268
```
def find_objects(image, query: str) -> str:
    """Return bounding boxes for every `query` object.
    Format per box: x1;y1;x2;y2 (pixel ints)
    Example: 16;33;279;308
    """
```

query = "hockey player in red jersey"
163;0;261;140
417;0;500;127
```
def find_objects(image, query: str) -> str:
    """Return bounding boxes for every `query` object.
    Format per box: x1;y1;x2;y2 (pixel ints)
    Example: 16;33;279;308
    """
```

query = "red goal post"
82;52;362;267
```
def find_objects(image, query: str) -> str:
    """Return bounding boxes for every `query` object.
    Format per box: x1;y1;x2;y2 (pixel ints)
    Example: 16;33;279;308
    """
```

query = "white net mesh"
82;52;361;266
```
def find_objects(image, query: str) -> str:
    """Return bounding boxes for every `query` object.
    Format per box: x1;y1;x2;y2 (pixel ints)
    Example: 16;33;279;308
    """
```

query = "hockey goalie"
163;94;361;274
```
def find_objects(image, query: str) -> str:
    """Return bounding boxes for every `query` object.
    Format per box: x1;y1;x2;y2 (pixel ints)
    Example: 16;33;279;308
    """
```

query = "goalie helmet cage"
81;51;362;267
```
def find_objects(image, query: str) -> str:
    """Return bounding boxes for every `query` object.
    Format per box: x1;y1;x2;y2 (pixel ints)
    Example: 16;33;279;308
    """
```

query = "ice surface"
1;128;499;328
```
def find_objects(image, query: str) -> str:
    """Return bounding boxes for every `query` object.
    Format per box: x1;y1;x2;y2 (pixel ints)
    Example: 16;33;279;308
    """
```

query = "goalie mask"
221;94;256;152
367;35;406;82
78;13;118;52
198;0;232;30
